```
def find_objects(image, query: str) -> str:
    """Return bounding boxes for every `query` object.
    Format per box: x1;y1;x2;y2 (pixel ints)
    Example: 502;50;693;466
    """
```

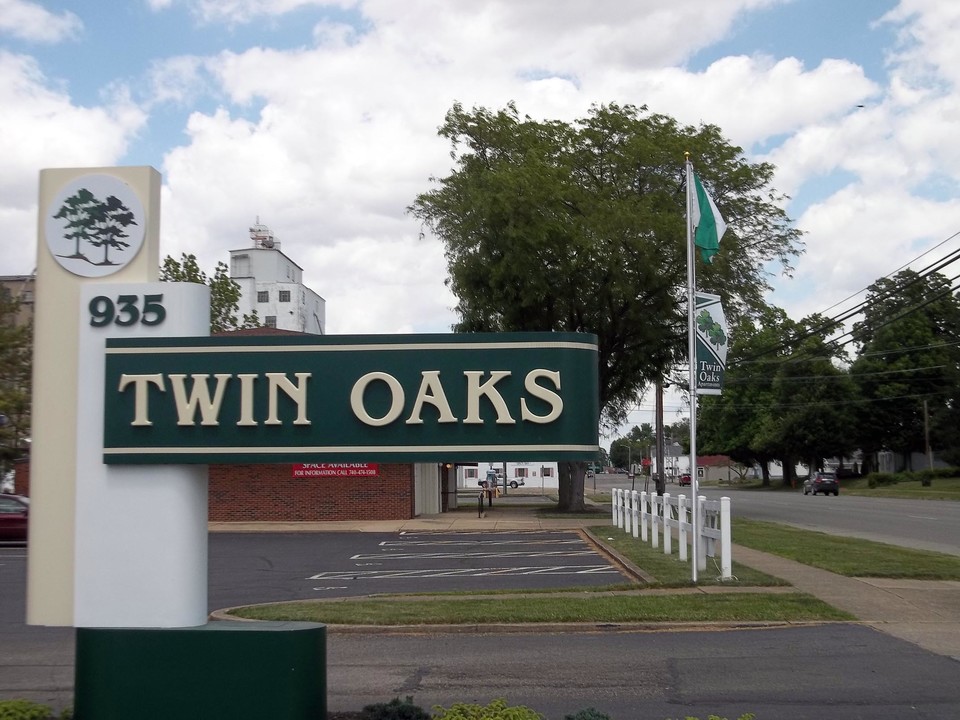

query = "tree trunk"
557;460;587;512
760;458;771;487
782;458;796;488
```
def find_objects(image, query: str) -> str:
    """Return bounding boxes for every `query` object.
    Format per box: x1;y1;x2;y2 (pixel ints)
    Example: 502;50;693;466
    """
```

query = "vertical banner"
694;292;728;396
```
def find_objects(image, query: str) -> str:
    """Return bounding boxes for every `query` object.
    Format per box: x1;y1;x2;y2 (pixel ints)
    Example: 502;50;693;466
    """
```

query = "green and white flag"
694;292;728;395
691;173;726;263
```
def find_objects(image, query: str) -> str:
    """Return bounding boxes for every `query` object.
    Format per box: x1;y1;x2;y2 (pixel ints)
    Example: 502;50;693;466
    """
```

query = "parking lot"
208;530;627;610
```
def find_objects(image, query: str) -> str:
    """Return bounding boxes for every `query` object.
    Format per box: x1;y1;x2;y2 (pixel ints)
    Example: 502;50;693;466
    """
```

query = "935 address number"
89;294;166;327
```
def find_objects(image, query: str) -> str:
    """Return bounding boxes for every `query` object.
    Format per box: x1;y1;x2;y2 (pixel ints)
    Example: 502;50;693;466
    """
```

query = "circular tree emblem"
44;173;146;278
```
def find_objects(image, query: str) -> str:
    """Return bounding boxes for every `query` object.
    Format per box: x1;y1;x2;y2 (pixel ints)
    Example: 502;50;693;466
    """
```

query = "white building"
457;461;559;490
229;221;326;334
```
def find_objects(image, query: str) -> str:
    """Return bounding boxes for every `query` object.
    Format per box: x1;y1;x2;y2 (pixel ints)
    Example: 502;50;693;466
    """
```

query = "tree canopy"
0;289;31;478
410;102;803;509
850;270;960;466
160;254;260;333
697;268;960;479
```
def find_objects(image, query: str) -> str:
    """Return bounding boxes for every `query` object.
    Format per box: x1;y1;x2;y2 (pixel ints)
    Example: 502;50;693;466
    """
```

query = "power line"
737;234;960;365
702;388;953;410
724;364;949;385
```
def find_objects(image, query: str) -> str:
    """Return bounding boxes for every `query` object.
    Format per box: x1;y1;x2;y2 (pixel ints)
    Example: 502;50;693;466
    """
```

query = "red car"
679;473;692;486
0;494;29;541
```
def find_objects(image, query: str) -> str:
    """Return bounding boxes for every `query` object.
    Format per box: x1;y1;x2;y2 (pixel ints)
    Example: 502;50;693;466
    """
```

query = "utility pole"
924;399;933;470
655;380;665;495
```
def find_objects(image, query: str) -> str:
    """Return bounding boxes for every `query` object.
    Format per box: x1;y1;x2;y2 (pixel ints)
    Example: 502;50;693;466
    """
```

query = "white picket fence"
611;488;732;580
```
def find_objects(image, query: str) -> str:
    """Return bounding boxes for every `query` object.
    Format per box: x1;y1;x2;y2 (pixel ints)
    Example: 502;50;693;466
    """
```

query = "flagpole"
685;153;700;584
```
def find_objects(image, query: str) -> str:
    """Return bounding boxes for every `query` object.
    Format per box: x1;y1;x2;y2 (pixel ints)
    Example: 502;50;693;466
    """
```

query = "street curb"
581;527;658;584
206;607;840;634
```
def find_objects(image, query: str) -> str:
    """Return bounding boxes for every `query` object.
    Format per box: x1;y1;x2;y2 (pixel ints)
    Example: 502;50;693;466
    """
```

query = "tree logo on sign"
696;309;727;350
45;174;146;278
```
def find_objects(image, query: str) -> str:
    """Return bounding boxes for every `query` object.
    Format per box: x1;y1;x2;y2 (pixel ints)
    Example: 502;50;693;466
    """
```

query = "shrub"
0;700;53;720
360;696;431;720
867;472;898;488
866;466;959;488
564;710;612;720
433;698;544;720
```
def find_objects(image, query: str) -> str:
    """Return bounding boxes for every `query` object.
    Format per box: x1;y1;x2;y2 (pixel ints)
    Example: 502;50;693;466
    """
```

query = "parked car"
0;493;29;541
508;478;525;489
679;473;692;487
803;471;839;496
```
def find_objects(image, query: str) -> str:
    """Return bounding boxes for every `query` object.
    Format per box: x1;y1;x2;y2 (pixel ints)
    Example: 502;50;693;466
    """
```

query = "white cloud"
0;51;146;273
6;0;960;342
619;55;879;151
782;185;960;323
0;0;82;43
881;0;960;91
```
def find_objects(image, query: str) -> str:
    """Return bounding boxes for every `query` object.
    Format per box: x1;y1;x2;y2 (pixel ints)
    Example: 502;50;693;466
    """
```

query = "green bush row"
0;695;754;720
358;696;754;720
0;700;70;720
865;466;958;487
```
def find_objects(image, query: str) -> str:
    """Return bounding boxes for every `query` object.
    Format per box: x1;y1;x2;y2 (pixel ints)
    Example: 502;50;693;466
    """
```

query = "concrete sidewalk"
732;544;960;660
210;497;960;661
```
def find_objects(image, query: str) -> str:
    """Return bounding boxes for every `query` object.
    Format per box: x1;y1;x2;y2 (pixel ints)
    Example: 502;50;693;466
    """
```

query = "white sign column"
28;166;210;627
74;282;209;626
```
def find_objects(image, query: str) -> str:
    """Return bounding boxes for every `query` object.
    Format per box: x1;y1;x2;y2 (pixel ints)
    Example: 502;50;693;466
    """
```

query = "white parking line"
379;538;583;547
352;550;596;560
308;565;620;580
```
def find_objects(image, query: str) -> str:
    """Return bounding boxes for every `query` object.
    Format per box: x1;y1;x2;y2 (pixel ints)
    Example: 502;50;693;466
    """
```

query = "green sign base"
74;621;326;720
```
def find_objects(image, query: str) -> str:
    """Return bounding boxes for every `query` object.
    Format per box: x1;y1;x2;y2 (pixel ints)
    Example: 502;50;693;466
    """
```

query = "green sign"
694;293;728;396
103;332;599;463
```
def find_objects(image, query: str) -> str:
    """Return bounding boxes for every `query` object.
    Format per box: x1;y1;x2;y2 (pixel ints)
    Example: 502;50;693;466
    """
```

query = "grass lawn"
731;518;960;579
228;591;850;625
588;526;787;587
840;476;960;501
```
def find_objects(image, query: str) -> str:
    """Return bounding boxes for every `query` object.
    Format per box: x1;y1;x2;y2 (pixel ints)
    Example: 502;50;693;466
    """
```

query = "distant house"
457;461;559;489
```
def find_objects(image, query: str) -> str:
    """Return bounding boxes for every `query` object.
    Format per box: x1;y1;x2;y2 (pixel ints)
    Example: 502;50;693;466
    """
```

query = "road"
326;625;959;719
3;508;960;719
704;486;960;556
598;473;960;556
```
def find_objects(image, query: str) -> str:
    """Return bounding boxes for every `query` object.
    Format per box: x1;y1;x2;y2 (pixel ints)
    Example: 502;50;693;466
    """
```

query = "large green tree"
699;307;794;485
850;270;960;469
410;102;802;510
609;423;655;469
0;290;31;479
763;320;857;481
160;254;260;333
700;309;858;485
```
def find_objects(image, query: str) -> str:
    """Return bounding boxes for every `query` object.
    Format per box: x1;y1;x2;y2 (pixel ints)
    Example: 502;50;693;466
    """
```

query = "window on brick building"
257;290;269;303
279;290;291;302
265;315;277;328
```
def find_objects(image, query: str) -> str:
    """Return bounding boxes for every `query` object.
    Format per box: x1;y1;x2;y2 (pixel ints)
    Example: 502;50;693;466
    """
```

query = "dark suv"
803;471;839;496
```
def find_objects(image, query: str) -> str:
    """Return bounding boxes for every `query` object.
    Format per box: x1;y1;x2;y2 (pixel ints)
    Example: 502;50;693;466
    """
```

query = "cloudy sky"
4;0;960;436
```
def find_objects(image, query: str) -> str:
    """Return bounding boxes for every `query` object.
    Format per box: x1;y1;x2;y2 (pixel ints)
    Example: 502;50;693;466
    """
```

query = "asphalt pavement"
211;493;960;660
2;493;959;716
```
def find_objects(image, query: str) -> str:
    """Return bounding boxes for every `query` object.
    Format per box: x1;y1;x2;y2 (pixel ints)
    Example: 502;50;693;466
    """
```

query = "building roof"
214;327;311;337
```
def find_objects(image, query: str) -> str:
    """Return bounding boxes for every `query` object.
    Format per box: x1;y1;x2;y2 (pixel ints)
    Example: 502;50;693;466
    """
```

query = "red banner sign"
292;463;379;478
